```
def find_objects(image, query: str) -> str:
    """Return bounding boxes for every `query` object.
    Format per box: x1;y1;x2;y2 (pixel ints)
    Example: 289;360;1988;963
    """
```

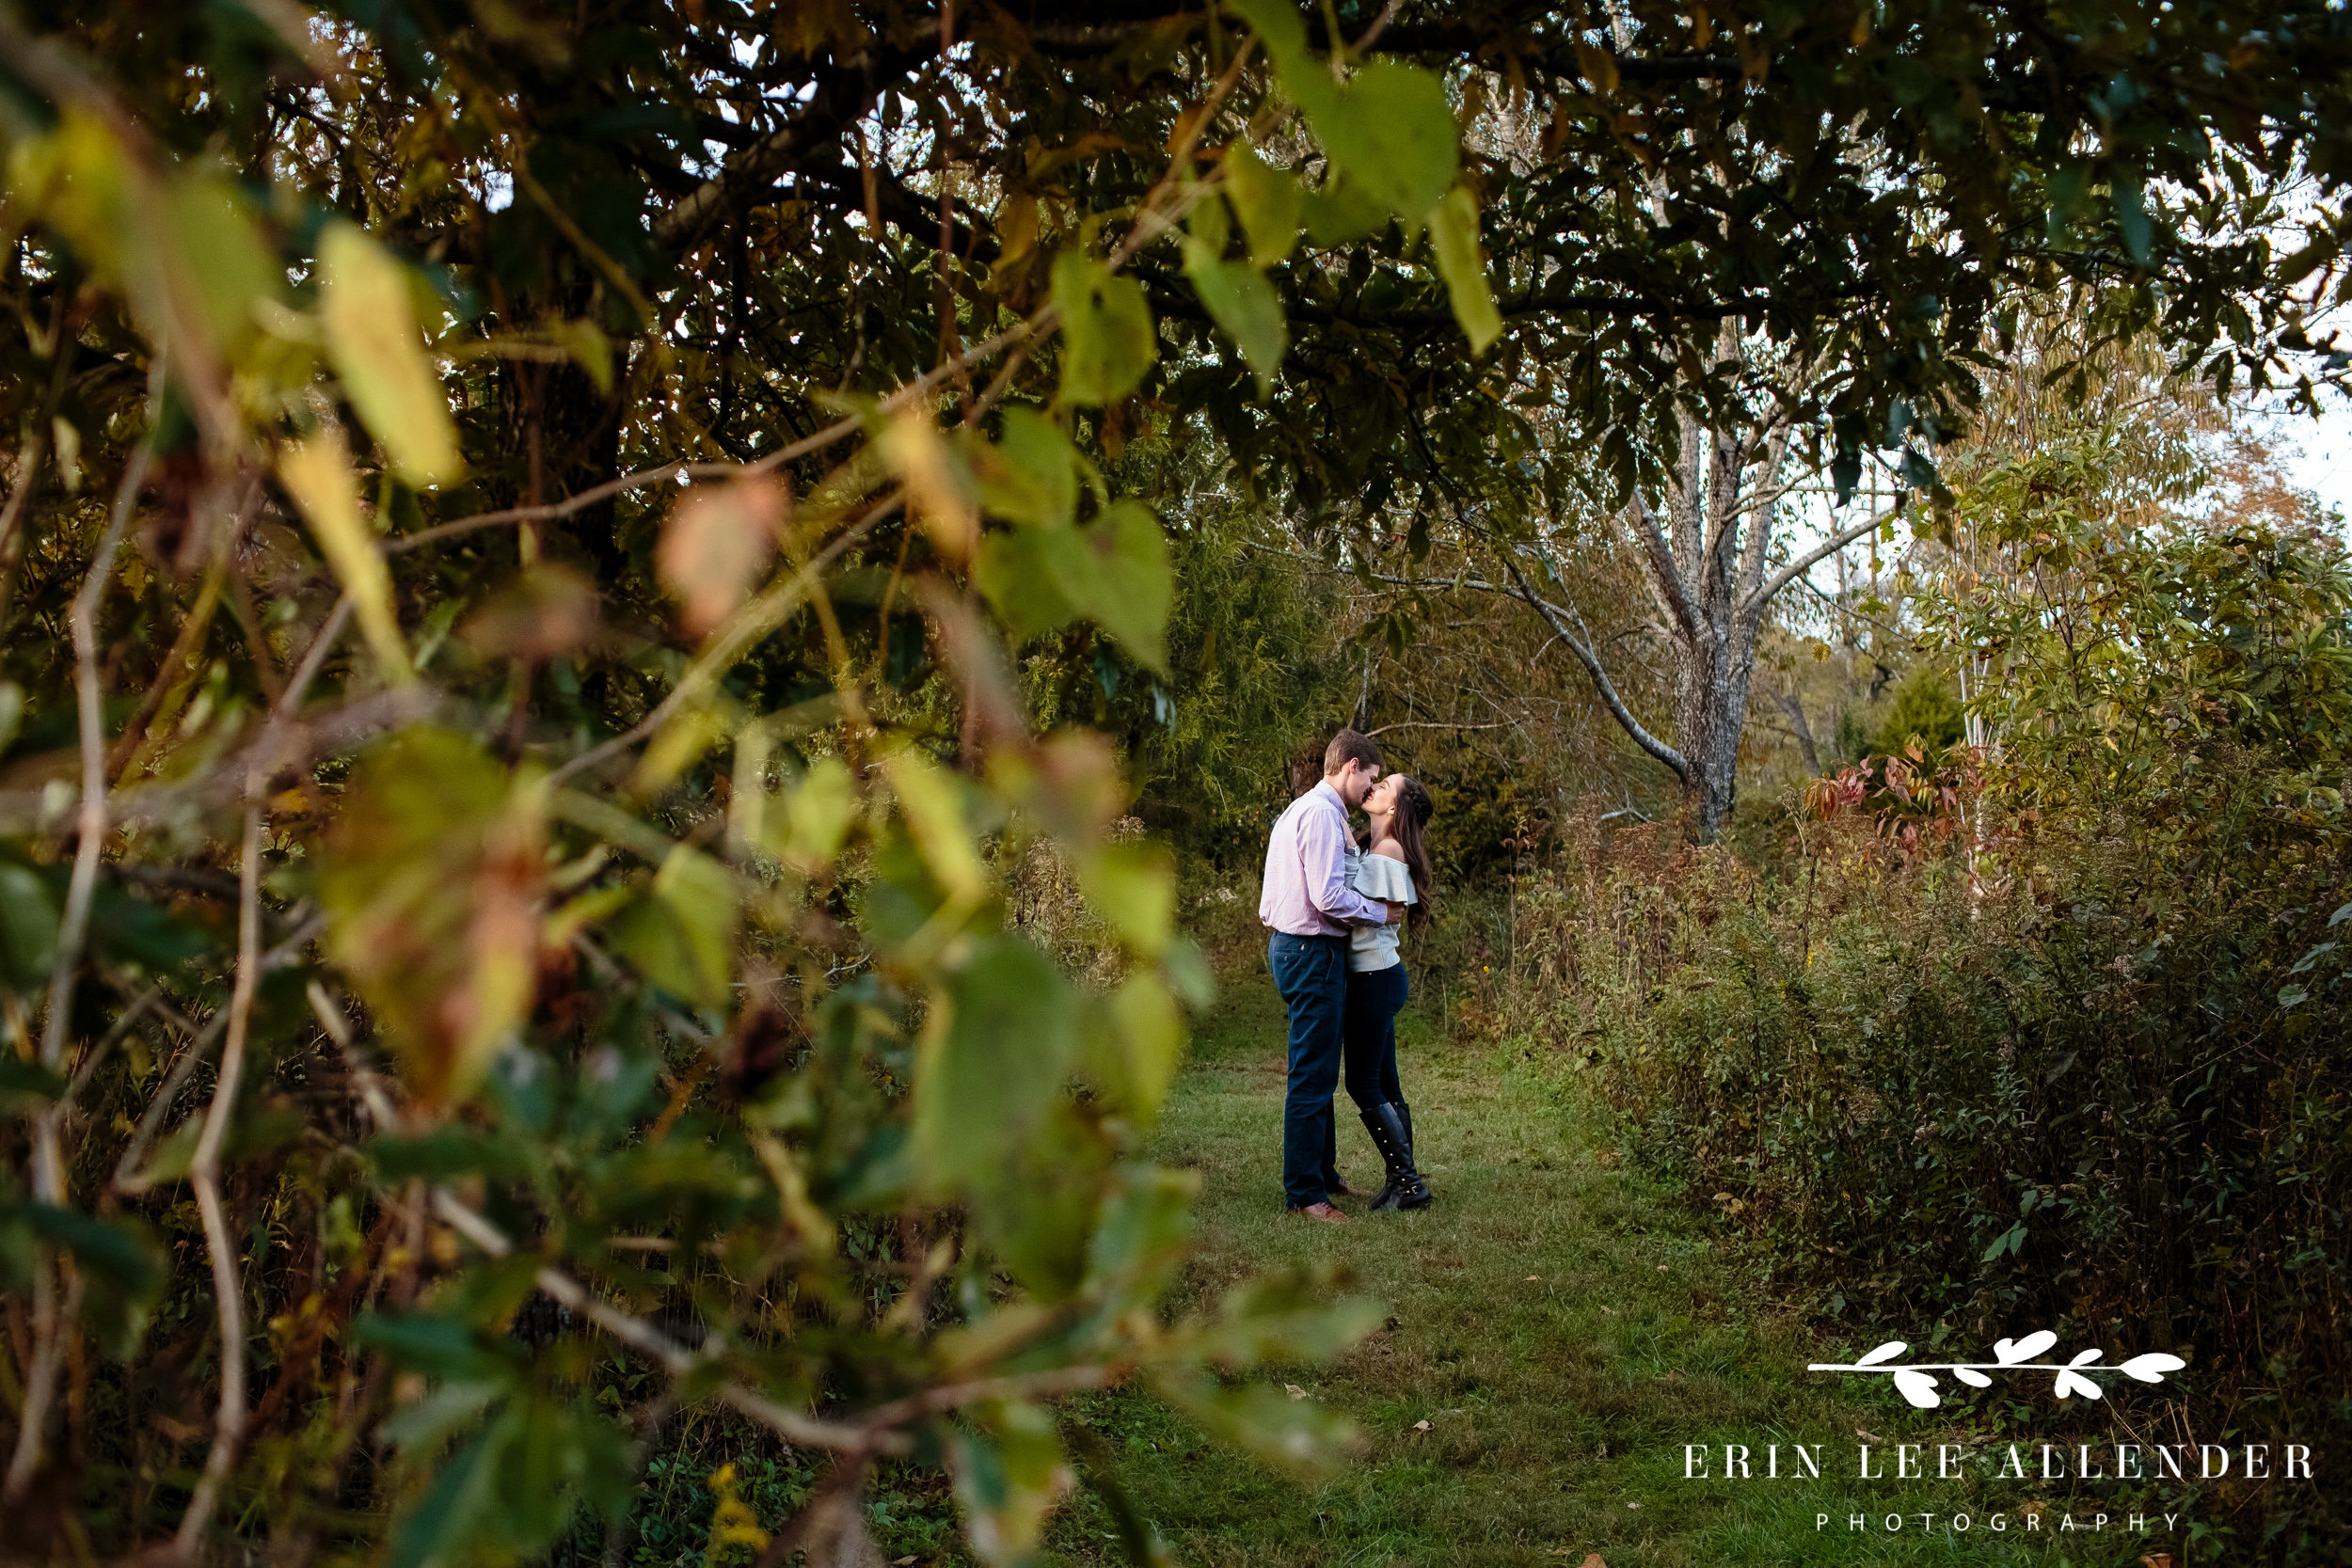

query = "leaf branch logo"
1808;1332;2186;1409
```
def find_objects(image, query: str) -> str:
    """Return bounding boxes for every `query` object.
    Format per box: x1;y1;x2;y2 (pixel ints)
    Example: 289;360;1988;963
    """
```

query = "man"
1260;728;1399;1224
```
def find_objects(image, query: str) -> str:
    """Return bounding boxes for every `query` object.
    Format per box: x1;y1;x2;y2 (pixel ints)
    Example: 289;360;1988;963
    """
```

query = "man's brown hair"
1322;727;1383;778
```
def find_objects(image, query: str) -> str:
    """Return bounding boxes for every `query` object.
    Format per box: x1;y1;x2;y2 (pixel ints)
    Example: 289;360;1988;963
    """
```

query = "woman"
1342;772;1435;1212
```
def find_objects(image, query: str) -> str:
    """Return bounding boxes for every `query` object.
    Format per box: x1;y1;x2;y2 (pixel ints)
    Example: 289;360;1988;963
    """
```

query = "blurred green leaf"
914;936;1075;1196
0;860;59;992
982;1099;1107;1300
0;1055;69;1104
948;1402;1073;1567
1045;501;1173;672
610;847;738;1009
1427;186;1501;354
1103;973;1184;1122
1307;62;1458;224
1077;841;1175;957
1225;0;1309;71
1222;143;1301;266
1301;174;1390;247
169;176;279;359
369;1127;534;1183
22;1203;166;1357
885;747;988;903
2112;170;2153;267
1187;1267;1387;1367
1151;1372;1362;1481
968;405;1080;528
1184;241;1287;396
1083;1163;1196;1302
357;1310;518;1384
977;526;1083;644
384;1394;625;1568
1053;252;1157;407
88;880;207;972
769;754;860;877
376;1378;502;1453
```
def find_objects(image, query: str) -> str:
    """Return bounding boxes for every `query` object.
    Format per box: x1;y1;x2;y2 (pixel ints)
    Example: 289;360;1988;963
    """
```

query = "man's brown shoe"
1287;1201;1349;1224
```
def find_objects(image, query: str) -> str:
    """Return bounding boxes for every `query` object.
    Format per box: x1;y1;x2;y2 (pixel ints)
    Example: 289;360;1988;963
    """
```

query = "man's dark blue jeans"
1268;931;1349;1208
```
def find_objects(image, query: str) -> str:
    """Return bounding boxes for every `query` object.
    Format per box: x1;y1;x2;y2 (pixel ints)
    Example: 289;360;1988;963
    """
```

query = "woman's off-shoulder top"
1343;843;1416;973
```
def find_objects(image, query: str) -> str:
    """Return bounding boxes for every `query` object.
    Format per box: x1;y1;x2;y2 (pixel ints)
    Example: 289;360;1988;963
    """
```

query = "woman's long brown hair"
1377;775;1436;935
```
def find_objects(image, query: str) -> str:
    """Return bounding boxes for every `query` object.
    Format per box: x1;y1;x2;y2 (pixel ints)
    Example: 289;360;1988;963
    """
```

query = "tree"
1203;0;2352;839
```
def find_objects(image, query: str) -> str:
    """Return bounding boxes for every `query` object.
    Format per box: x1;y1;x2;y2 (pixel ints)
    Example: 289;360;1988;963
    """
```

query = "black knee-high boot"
1360;1101;1432;1211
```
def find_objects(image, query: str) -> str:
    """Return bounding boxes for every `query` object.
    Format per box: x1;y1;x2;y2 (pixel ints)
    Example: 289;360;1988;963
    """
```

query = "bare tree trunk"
1471;356;1887;842
1772;689;1823;774
486;280;629;577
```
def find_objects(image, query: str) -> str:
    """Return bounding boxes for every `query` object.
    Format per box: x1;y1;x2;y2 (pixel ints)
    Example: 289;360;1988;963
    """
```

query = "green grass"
1042;966;2155;1567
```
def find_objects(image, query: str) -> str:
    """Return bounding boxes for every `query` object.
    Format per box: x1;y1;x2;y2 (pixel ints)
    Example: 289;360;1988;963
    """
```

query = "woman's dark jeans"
1343;962;1409;1111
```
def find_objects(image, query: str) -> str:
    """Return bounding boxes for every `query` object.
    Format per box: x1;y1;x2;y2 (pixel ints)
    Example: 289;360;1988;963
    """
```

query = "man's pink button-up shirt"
1259;780;1387;937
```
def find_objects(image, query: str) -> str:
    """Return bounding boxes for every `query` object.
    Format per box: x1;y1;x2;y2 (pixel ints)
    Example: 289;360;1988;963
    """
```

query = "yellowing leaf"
771;755;859;876
1223;143;1302;266
1107;971;1184;1121
278;431;413;683
317;220;462;487
317;728;542;1105
1428;186;1502;355
657;477;785;637
458;563;600;661
884;409;978;561
1052;251;1157;406
546;317;614;394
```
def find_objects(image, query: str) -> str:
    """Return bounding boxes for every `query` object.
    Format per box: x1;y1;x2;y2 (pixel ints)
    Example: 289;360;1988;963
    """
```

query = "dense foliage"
1511;493;2352;1558
0;5;1532;1561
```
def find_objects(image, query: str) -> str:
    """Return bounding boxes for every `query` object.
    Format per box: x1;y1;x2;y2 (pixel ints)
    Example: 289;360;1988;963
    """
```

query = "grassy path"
1048;966;2074;1568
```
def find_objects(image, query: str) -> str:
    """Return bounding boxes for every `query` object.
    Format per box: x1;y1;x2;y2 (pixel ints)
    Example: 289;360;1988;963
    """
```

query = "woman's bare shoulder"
1370;837;1406;861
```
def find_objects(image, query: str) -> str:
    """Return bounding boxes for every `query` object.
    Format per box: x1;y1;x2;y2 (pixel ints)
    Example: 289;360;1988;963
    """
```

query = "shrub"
1506;520;2352;1560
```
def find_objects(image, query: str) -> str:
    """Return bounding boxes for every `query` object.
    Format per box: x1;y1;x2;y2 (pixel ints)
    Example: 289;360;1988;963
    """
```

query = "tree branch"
1623;490;1700;641
170;798;265;1560
1744;503;1901;618
654;40;935;252
1496;553;1691;783
1345;554;1690;783
2;442;151;1508
426;1187;911;1455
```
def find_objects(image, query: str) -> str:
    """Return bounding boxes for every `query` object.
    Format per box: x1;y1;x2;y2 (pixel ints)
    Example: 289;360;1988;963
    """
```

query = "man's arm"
1301;805;1390;926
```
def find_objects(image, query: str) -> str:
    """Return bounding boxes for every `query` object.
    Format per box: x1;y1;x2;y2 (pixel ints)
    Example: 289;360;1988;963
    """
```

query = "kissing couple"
1258;728;1438;1224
